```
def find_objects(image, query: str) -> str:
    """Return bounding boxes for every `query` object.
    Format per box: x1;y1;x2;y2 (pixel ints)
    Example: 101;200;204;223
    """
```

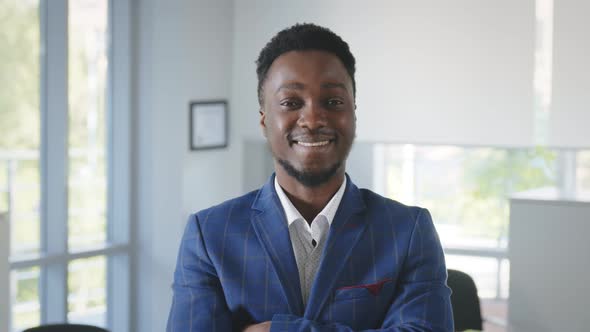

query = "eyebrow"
276;82;348;93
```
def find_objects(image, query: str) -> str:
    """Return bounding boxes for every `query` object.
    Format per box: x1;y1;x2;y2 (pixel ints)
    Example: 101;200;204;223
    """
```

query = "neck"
275;167;345;223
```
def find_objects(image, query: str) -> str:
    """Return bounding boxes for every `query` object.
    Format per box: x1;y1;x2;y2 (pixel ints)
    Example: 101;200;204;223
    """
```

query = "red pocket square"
337;278;393;296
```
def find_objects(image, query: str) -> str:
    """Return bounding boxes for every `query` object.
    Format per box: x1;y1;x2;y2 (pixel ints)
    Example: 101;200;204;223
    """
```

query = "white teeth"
297;141;330;147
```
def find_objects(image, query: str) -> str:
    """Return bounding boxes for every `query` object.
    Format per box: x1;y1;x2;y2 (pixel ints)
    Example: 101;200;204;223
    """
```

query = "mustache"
288;128;337;141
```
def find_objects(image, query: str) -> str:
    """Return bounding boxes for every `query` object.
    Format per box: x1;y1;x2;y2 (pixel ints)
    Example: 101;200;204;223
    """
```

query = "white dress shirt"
274;176;347;305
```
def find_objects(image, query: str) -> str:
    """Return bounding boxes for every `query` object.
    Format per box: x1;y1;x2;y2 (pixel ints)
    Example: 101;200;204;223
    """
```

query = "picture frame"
189;100;228;150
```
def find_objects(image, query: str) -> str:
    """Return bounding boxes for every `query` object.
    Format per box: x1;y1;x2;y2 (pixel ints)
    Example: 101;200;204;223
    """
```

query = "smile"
296;140;331;147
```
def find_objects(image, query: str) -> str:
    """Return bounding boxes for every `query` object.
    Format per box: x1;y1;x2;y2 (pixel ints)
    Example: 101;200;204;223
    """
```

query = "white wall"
134;0;236;331
232;0;536;147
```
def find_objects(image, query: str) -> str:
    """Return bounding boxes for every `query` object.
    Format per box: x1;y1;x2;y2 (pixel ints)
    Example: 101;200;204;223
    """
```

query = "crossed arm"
167;210;454;332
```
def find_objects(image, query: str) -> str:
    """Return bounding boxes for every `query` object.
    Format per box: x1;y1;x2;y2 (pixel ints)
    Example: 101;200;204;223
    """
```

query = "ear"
259;108;267;137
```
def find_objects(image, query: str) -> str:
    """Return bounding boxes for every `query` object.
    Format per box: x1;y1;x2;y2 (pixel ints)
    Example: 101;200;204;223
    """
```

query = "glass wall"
1;1;129;331
372;143;588;328
67;0;108;251
381;145;558;252
0;1;41;330
0;0;42;258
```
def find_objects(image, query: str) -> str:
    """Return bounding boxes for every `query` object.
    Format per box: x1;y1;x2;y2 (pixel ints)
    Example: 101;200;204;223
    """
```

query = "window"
0;1;131;331
372;144;588;329
68;0;109;251
1;0;42;329
577;151;590;193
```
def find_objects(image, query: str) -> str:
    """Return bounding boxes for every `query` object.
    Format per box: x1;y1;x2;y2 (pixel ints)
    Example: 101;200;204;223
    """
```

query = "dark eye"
326;98;344;107
279;99;302;110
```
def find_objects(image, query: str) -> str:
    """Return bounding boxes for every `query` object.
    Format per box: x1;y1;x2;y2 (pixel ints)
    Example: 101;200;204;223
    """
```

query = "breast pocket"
328;278;396;329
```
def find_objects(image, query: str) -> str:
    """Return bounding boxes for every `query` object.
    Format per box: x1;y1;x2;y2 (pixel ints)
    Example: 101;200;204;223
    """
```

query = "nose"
297;102;327;131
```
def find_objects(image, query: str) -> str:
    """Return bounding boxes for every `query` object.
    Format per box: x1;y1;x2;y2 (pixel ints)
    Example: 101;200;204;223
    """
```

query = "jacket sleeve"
166;213;233;332
269;208;454;332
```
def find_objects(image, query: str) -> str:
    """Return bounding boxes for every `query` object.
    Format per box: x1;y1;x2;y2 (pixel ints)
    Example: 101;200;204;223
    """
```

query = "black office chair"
447;269;483;331
23;324;109;332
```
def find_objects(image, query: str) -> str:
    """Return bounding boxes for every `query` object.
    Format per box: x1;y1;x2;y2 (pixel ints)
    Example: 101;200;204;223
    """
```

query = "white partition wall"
508;189;590;332
549;0;590;148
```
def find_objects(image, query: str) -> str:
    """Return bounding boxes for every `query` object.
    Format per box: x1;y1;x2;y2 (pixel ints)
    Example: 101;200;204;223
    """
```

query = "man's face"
260;50;356;187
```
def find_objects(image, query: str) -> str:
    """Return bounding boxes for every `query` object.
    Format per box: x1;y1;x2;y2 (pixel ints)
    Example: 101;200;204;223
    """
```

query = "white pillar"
1;212;10;332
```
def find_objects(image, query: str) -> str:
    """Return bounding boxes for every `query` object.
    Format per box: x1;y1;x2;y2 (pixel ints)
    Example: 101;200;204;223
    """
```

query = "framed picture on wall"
189;100;228;150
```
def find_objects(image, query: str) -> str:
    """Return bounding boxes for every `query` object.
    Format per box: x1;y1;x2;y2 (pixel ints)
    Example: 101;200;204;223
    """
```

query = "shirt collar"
274;175;347;226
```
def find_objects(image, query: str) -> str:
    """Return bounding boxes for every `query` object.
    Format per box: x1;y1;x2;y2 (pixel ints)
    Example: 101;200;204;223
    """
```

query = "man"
167;23;453;331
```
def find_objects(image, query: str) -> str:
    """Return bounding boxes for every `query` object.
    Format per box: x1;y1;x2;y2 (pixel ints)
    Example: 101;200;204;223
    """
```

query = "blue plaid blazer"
167;174;453;331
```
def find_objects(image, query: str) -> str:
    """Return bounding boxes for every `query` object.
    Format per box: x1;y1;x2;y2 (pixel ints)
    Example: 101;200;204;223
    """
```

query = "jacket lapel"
250;175;304;316
304;176;368;320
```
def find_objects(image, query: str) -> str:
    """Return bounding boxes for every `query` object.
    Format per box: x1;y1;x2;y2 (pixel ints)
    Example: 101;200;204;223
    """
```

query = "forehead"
264;50;352;91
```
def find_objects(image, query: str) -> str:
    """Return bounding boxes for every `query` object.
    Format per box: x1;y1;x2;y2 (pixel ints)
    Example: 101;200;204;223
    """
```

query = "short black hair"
255;23;356;105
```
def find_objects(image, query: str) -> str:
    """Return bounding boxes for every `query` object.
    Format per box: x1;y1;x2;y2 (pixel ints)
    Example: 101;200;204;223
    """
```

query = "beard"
277;158;342;188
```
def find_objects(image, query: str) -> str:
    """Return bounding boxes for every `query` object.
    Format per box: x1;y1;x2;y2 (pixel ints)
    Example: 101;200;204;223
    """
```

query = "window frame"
3;1;132;331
